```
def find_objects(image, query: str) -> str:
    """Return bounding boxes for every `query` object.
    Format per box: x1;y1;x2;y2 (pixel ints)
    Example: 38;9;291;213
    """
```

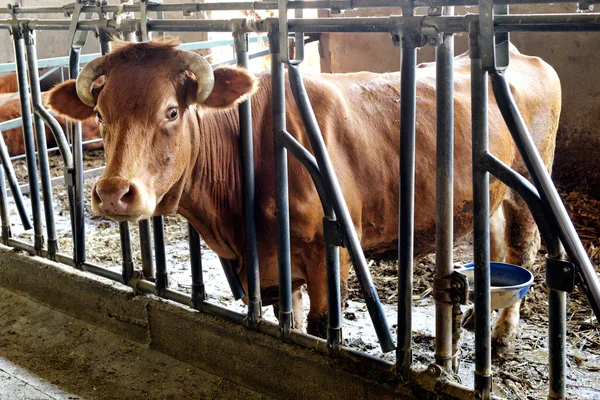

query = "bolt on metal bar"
188;223;205;309
153;216;168;297
139;219;155;280
269;25;292;336
287;63;395;353
470;22;492;400
12;27;44;254
434;6;455;373
25;30;58;259
234;30;262;327
0;130;32;230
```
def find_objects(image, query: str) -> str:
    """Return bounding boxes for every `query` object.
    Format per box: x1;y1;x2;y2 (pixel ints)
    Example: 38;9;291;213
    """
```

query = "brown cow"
0;74;18;94
46;39;561;356
0;92;101;156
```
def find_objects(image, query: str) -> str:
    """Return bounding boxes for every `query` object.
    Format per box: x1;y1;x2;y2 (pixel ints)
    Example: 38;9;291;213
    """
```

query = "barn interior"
0;1;599;399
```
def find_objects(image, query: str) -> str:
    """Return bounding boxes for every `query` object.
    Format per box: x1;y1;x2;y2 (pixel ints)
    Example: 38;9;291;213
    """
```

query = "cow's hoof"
307;314;328;338
491;336;516;360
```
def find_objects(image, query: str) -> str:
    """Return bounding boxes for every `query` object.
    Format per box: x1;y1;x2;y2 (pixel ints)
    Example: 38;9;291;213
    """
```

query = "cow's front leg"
492;301;520;358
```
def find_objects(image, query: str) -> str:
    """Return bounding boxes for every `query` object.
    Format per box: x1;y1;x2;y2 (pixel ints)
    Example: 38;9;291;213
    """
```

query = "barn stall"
0;1;599;399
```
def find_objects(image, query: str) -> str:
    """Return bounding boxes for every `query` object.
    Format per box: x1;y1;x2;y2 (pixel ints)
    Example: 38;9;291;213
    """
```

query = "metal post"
470;22;492;399
119;221;134;284
0;131;32;231
0;166;10;243
397;12;418;370
548;288;566;399
234;30;261;327
139;219;155;280
153;216;168;297
434;6;455;372
12;27;43;254
69;47;85;267
24;29;57;259
270;25;292;336
188;223;205;309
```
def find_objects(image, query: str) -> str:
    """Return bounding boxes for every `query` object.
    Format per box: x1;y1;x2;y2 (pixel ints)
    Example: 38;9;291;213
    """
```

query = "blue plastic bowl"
460;262;534;310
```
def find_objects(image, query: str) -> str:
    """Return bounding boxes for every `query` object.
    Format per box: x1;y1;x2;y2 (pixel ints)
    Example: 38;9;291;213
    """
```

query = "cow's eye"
166;108;178;121
96;111;103;123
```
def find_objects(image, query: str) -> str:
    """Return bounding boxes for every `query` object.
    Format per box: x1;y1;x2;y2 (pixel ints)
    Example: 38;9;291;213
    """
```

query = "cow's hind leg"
492;190;541;357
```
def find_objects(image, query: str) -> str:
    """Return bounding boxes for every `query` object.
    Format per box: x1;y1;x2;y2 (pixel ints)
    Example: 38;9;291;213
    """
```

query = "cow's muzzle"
92;177;153;221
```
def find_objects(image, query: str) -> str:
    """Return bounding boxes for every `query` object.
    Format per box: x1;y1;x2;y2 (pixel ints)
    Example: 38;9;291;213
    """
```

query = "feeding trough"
458;262;534;310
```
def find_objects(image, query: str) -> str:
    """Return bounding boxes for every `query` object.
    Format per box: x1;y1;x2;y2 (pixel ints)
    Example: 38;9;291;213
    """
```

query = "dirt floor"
4;150;600;399
0;287;269;400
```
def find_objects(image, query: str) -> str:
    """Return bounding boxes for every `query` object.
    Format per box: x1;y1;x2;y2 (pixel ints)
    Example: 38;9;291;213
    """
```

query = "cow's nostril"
92;185;102;205
119;184;138;205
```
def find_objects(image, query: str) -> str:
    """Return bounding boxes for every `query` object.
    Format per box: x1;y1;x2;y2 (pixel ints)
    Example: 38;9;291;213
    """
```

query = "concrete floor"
0;287;269;400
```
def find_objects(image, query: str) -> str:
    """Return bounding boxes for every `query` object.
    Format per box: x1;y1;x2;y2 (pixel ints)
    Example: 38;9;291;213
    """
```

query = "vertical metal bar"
325;217;341;350
435;7;455;372
153;216;168;297
294;2;305;61
269;25;292;336
0;166;10;244
188;223;205;309
0;131;32;230
12;27;43;254
69;47;85;267
397;21;417;370
25;30;57;259
470;23;492;399
234;30;261;326
138;219;155;280
119;221;134;284
548;288;566;399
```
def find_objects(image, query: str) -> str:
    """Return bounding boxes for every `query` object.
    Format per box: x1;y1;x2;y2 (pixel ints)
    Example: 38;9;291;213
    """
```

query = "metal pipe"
548;289;566;399
287;63;394;353
188;223;205;309
434;7;455;372
0;166;10;243
270;26;292;336
69;47;86;267
0;131;32;230
13;28;44;253
153;216;168;297
119;221;134;285
139;219;155;280
235;31;261;327
25;30;57;258
470;23;492;399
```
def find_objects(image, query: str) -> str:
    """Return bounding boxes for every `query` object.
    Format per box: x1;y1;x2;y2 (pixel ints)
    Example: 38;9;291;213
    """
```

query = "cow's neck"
178;106;244;260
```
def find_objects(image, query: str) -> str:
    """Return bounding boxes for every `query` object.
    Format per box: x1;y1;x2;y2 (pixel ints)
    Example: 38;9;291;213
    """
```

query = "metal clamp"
433;270;469;305
546;257;576;293
323;217;344;247
479;0;510;71
277;0;304;64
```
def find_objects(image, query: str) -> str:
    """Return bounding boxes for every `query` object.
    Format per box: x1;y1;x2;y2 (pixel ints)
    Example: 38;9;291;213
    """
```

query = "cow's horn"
179;51;214;104
76;55;106;108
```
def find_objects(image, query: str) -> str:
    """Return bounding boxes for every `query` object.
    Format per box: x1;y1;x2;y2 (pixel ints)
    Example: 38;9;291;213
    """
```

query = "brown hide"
0;74;18;94
0;92;101;157
46;41;561;338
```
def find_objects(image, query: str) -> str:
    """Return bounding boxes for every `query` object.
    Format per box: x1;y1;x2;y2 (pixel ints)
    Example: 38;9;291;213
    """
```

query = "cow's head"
47;39;257;222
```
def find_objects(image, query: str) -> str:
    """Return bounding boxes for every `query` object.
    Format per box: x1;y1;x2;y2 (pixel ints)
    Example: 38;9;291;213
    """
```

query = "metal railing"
0;1;598;399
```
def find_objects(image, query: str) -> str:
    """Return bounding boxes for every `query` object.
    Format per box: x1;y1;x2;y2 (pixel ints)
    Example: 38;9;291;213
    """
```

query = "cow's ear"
46;80;95;121
201;66;258;109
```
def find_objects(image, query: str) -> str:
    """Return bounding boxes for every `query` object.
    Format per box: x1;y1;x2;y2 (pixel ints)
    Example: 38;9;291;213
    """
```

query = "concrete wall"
319;4;600;198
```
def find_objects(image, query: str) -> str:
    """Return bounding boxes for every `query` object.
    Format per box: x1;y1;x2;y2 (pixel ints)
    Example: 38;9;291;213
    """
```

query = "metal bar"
434;7;455;372
153;216;168;297
25;30;57;259
274;130;341;349
234;30;261;327
138;219;155;280
69;47;86;267
470;23;492;399
0;166;11;243
12;28;43;254
287;63;395;353
188;223;205;309
269;26;292;336
548;289;567;399
119;221;134;285
0;130;32;230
